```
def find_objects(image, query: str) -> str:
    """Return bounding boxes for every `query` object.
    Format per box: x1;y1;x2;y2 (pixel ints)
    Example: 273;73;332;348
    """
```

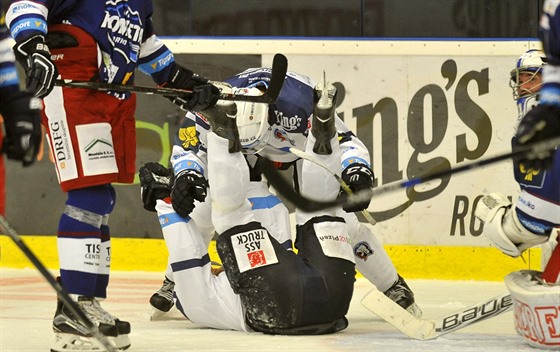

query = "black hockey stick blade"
0;215;118;352
55;53;288;104
263;135;560;212
266;53;288;102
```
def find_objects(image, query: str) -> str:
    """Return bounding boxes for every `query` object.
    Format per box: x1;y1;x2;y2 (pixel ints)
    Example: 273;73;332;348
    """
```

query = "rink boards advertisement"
5;39;540;249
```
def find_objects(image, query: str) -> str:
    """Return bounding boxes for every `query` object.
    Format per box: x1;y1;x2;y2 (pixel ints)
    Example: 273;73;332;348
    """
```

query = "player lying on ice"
140;81;358;334
147;67;421;320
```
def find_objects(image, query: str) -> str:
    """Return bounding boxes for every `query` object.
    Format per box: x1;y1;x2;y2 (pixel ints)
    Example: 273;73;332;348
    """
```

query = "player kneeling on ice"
140;81;356;334
475;47;559;350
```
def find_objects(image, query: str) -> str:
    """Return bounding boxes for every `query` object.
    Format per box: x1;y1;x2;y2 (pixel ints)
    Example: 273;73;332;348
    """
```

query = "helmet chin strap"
241;126;273;155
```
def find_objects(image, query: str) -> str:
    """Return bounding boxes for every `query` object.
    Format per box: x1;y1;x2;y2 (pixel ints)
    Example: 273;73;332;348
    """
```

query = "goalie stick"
262;135;560;212
361;287;512;340
55;53;288;104
0;215;118;352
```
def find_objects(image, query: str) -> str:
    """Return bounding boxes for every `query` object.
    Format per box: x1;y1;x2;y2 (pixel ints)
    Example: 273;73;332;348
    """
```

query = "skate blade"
51;333;111;352
51;333;130;352
150;306;188;321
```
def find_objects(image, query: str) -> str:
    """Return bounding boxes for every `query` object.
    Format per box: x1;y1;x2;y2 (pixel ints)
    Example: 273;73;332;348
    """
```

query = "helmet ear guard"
233;87;271;154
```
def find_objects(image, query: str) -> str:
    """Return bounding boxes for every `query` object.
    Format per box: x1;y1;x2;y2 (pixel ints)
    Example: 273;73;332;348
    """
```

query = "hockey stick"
55;53;288;104
263;136;560;212
281;146;377;225
0;215;118;352
361;287;512;340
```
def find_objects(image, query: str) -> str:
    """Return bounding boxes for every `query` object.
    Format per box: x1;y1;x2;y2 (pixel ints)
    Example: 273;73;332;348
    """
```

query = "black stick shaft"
0;216;117;352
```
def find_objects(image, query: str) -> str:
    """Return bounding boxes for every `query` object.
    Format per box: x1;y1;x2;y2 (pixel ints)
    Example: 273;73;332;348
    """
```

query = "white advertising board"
167;39;541;247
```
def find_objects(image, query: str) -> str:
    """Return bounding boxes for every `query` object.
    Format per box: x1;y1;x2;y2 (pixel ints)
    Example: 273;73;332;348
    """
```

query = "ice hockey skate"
312;72;338;155
383;275;423;317
51;296;131;351
149;277;175;320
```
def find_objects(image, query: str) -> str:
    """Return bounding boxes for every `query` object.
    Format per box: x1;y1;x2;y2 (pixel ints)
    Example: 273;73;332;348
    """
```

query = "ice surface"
0;269;540;352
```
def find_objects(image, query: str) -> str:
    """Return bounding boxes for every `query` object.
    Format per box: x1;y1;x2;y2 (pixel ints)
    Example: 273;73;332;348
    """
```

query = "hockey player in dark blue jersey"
475;3;560;346
5;1;221;350
146;68;422;320
0;2;42;214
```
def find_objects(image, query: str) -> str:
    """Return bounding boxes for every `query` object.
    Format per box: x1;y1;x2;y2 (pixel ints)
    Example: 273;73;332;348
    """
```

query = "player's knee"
64;185;116;228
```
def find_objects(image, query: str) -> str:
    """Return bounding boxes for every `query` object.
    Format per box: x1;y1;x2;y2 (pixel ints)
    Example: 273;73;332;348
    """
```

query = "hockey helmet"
234;87;271;154
510;49;547;101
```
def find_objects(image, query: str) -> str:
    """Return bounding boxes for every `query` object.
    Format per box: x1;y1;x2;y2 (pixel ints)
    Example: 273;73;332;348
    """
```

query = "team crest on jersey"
354;241;374;261
231;229;278;273
515;162;545;189
178;126;199;148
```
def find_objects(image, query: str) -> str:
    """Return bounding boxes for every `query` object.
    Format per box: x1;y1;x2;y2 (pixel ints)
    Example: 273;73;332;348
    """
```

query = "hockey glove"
13;35;58;98
171;170;208;217
514;104;560;170
139;162;173;212
1;91;42;167
340;163;374;213
165;63;220;111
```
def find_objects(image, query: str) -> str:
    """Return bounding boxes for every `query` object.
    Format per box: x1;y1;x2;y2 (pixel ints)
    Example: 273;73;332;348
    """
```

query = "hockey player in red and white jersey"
141;80;356;335
146;69;422;320
5;1;221;350
475;33;560;352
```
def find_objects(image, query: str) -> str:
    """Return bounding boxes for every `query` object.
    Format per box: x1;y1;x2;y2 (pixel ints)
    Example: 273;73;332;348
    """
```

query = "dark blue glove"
165;63;220;111
340;163;374;213
171;170;208;217
1;91;42;166
514;104;560;170
139;162;172;212
13;35;58;98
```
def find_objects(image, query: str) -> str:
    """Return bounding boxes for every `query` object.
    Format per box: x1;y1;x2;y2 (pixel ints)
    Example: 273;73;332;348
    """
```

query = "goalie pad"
475;193;548;257
504;270;560;350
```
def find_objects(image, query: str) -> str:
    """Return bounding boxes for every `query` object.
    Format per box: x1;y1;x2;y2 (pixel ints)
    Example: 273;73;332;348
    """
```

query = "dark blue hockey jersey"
5;0;176;86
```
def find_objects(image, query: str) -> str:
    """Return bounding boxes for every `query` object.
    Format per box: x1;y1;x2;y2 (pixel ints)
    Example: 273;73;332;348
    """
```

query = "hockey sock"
58;185;115;297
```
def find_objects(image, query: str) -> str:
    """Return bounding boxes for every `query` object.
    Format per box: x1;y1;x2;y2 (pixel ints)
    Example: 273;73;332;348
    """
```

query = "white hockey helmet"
510;49;547;101
234;87;271;154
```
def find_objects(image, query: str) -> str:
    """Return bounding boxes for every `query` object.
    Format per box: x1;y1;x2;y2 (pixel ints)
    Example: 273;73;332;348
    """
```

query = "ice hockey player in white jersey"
140;80;356;334
146;68;422;319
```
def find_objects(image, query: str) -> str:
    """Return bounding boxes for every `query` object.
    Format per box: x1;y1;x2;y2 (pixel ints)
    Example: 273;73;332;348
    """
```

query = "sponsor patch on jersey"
231;228;278;273
314;221;355;263
76;123;118;176
44;88;79;182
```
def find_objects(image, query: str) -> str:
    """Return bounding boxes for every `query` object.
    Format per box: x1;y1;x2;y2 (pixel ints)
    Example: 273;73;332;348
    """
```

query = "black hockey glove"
171;170;208;217
340;163;374;213
165;63;220;112
139;162;173;212
513;104;560;170
13;35;58;98
1;91;42;167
